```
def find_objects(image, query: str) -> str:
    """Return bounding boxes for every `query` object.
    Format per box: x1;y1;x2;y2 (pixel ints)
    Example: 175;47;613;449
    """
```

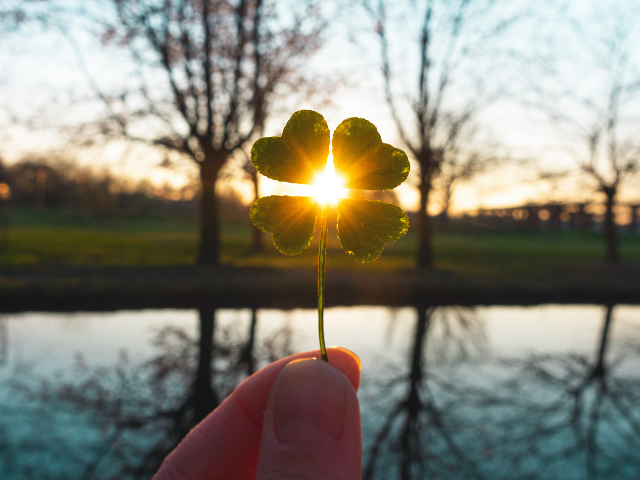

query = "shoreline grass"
2;206;639;276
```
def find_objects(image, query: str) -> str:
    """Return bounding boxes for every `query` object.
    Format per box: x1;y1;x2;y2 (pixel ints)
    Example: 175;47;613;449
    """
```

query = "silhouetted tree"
362;0;529;267
83;0;327;264
533;3;640;262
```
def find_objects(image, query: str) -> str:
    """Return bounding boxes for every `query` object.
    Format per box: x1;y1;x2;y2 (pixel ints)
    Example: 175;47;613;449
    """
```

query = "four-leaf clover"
250;110;410;262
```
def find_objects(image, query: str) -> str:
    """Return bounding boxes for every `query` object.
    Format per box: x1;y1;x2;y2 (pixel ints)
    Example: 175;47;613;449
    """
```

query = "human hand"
153;347;362;480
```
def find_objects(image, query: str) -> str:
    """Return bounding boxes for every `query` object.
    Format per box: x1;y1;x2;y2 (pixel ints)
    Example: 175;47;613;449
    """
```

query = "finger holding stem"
317;202;330;362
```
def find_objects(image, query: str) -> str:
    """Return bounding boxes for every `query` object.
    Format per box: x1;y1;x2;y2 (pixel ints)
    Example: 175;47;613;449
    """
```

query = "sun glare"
313;161;346;205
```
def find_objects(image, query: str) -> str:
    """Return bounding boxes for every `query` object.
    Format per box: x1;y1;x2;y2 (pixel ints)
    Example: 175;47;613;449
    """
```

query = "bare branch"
372;0;416;155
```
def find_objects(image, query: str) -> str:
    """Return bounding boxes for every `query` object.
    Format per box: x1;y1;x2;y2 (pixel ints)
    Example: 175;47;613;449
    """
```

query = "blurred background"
0;0;639;478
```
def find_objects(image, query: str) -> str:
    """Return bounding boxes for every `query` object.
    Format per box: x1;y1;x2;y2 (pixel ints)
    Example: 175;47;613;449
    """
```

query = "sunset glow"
312;161;346;205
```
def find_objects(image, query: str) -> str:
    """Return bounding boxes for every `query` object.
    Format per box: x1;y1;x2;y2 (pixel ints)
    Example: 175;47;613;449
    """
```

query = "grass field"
2;206;640;275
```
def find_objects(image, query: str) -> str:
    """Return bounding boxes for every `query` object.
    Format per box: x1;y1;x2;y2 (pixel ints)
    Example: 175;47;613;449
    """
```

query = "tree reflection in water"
0;316;7;367
363;305;640;480
363;306;488;480
2;308;293;480
2;305;640;479
492;305;640;479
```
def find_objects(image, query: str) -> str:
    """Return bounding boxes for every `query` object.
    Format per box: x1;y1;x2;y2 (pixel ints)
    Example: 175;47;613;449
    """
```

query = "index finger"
153;347;361;480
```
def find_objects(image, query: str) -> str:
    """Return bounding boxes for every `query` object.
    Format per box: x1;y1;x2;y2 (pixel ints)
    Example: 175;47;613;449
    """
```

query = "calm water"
1;305;639;479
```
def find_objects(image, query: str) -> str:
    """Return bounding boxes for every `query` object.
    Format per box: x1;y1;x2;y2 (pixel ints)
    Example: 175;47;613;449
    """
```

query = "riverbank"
2;208;639;311
1;262;638;312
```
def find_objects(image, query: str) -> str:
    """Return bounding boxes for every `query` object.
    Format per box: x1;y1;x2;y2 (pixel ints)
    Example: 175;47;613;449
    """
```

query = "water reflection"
362;305;640;480
490;305;640;479
0;317;7;366
0;308;294;479
0;305;639;479
363;306;487;480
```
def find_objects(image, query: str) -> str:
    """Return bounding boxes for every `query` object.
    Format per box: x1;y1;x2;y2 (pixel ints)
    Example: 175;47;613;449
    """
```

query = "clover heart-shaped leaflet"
250;110;410;262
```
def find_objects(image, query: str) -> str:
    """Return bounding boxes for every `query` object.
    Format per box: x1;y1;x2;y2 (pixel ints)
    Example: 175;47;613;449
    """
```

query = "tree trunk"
239;309;259;375
417;163;434;269
198;160;222;265
398;306;431;480
410;306;430;385
590;304;614;381
603;187;618;263
194;307;218;423
441;182;452;224
250;166;263;252
630;205;639;235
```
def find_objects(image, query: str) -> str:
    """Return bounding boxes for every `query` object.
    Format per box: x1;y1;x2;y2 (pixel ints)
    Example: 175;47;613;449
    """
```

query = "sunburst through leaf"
250;110;410;361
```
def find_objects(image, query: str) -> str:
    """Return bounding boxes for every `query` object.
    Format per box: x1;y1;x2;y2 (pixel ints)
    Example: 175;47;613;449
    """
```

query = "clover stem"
317;201;330;362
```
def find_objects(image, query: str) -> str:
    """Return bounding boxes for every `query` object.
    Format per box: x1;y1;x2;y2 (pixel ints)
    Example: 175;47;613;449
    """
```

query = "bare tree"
533;4;640;263
363;306;487;480
76;0;326;265
573;68;638;263
362;0;530;268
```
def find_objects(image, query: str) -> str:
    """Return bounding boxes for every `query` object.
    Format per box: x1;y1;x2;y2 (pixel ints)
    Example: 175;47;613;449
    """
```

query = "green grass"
236;228;640;275
9;206;198;232
432;231;640;276
4;226;197;265
1;206;639;273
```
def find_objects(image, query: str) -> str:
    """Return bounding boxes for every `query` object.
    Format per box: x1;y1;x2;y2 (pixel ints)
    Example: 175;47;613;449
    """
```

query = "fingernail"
274;359;344;447
331;347;362;370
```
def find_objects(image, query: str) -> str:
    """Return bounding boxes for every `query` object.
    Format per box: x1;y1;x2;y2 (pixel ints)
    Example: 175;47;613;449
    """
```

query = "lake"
1;304;639;479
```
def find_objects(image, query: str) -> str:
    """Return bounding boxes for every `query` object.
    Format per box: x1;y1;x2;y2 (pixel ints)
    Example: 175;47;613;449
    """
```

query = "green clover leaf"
250;195;318;255
333;117;410;191
249;109;410;363
251;110;330;185
337;198;410;262
250;111;410;261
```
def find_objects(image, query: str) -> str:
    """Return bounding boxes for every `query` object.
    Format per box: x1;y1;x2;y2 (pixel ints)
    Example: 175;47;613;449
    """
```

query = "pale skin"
153;347;363;480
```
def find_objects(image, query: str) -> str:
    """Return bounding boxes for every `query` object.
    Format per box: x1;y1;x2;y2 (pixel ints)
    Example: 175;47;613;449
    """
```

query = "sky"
1;0;640;216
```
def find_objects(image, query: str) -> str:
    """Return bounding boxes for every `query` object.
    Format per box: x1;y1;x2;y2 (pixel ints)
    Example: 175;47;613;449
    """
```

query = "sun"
313;160;346;205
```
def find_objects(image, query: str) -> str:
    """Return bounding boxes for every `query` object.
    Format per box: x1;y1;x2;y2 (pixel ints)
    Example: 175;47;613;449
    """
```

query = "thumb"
256;357;362;480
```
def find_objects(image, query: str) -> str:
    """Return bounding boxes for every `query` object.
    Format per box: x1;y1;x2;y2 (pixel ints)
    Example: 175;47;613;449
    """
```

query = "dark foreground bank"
1;263;638;312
